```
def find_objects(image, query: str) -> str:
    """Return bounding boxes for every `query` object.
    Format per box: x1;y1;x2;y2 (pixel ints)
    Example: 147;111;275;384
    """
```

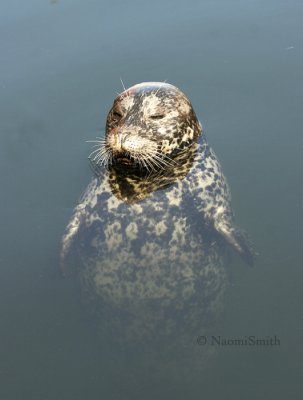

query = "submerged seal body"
61;82;254;357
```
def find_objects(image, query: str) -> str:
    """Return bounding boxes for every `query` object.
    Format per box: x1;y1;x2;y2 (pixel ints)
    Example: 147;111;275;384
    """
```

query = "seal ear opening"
214;216;256;267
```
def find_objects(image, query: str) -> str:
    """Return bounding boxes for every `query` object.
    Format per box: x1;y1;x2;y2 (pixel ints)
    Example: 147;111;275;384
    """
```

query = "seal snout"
108;131;127;153
108;129;140;154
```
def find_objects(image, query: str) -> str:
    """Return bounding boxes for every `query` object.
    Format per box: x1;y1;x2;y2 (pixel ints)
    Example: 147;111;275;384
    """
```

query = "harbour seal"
60;82;254;370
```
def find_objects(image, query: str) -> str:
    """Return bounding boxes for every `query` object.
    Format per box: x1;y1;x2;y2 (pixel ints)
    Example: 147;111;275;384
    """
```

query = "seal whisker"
145;158;156;172
152;152;173;164
145;155;163;170
95;152;110;166
120;77;130;99
86;136;106;143
92;146;113;166
98;147;112;160
86;140;106;144
151;153;176;169
131;150;159;170
94;151;105;161
133;153;147;170
104;155;111;166
131;147;170;170
137;154;155;171
88;148;103;158
89;145;109;157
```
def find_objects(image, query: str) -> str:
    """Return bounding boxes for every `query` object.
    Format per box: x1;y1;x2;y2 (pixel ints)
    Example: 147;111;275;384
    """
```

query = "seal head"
95;82;202;171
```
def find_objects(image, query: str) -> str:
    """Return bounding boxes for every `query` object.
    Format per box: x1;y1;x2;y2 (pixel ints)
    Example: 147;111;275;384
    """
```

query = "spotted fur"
60;82;254;349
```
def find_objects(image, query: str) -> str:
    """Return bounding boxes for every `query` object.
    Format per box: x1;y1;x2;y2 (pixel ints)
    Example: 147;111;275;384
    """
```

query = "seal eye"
150;114;165;120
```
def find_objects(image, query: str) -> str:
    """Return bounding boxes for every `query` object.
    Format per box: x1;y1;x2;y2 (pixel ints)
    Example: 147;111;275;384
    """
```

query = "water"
1;0;302;398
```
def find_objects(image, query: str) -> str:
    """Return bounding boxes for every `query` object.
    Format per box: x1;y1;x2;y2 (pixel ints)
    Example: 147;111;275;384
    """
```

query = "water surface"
1;0;302;399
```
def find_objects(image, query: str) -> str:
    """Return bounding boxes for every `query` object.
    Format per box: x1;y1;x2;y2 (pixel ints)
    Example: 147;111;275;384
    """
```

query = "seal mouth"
114;153;133;165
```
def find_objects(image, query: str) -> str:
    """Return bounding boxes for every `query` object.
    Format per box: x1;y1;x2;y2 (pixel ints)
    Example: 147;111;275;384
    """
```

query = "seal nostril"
112;110;123;122
113;112;122;118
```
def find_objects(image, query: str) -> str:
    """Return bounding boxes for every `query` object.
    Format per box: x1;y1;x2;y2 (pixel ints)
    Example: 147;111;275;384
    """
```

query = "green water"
1;0;302;398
